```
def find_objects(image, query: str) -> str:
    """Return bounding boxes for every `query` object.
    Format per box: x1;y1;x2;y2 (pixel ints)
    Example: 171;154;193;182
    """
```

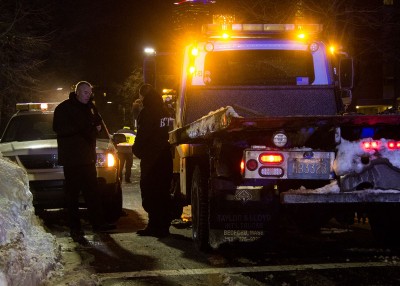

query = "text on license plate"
287;158;330;179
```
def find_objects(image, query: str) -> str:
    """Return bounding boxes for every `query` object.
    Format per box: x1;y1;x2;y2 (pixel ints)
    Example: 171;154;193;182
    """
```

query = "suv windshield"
1;113;109;143
204;50;315;86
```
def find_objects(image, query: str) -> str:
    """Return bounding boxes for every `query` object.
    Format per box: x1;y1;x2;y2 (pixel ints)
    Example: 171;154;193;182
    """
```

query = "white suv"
0;103;122;222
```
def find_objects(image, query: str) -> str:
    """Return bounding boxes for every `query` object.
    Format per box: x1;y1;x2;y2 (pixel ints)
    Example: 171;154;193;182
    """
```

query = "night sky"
42;0;174;90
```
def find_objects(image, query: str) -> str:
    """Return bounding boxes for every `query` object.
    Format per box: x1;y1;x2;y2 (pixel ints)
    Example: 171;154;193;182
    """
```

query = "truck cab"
176;23;349;128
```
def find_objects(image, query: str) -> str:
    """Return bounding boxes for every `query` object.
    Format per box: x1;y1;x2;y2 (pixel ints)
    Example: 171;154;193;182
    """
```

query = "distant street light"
143;47;156;86
144;47;156;55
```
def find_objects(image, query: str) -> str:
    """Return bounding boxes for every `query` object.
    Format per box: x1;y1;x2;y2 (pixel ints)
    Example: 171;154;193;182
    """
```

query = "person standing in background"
132;98;143;129
132;84;173;238
115;126;135;183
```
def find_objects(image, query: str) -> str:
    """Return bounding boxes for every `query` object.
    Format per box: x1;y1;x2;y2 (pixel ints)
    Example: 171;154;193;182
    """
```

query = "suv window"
2;114;55;142
1;113;109;143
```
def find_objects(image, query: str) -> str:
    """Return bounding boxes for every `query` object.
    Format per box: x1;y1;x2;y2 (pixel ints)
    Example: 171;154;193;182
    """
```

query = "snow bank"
0;155;61;286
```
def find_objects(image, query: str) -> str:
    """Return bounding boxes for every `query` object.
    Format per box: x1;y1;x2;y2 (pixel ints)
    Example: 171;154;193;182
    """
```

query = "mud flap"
208;186;279;249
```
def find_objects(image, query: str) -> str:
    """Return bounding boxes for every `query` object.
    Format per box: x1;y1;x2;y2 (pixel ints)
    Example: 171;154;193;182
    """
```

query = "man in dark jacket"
133;84;173;237
53;81;114;243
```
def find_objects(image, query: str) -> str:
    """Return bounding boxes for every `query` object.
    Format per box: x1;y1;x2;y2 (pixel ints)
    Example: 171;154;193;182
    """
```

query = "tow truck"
145;22;400;250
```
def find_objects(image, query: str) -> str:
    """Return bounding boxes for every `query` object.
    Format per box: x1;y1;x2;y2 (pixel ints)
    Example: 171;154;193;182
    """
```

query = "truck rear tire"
191;165;210;251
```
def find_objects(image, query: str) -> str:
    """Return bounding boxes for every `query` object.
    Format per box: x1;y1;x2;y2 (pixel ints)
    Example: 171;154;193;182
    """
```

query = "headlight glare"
107;153;116;167
96;153;116;167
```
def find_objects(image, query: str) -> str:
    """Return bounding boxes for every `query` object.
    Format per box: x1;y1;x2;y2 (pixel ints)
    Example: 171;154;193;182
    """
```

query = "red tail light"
362;140;380;151
362;140;400;151
259;153;284;164
387;141;400;150
246;159;258;171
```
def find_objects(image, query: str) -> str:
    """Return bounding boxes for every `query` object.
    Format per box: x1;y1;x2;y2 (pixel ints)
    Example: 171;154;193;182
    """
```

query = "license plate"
287;158;330;179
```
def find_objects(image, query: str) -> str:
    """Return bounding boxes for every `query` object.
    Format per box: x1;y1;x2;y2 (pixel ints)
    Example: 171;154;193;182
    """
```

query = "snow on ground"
0;155;61;286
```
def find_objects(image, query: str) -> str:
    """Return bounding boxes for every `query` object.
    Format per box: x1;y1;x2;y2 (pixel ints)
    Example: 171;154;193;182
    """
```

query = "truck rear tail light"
387;141;400;150
259;167;284;177
240;160;245;174
361;140;380;151
246;159;258;171
259;153;284;164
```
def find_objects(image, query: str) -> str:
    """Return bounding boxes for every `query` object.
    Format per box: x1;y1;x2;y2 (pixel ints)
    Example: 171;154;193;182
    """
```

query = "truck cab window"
204;50;315;86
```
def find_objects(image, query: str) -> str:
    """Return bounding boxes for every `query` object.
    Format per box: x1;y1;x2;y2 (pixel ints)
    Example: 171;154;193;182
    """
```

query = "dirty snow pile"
334;138;400;175
291;137;400;194
0;155;60;286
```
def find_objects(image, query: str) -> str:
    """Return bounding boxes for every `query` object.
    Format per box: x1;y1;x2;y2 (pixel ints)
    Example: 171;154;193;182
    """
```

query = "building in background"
173;0;216;34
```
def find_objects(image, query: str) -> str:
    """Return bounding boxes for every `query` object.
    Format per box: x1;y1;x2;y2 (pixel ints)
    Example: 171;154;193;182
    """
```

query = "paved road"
40;159;400;285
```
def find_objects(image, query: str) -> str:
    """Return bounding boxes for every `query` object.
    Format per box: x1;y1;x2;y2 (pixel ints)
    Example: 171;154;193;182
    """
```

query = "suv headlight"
96;153;116;168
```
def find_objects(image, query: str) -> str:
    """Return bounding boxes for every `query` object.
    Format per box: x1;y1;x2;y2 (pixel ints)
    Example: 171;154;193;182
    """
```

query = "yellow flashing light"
162;88;174;94
191;47;199;56
202;23;323;38
297;33;306;39
329;45;336;55
189;66;195;74
222;33;230;39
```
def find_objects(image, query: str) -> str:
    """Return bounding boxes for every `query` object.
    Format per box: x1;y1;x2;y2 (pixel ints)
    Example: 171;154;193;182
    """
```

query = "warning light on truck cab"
222;33;230;39
191;47;199;56
297;33;306;39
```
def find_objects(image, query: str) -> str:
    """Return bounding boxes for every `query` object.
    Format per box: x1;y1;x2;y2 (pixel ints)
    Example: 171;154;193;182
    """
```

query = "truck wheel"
191;166;210;251
368;206;400;247
103;183;123;223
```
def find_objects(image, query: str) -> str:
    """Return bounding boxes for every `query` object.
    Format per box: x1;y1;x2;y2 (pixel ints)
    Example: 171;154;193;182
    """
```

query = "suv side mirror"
112;133;127;144
339;58;354;89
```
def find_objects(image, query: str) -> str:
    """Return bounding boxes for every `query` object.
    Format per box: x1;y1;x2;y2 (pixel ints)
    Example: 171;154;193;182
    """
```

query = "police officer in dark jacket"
53;81;114;243
133;84;173;237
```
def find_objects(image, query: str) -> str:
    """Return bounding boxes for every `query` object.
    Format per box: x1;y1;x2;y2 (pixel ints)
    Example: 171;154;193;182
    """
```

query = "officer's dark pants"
63;164;104;232
140;148;173;230
118;152;133;181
